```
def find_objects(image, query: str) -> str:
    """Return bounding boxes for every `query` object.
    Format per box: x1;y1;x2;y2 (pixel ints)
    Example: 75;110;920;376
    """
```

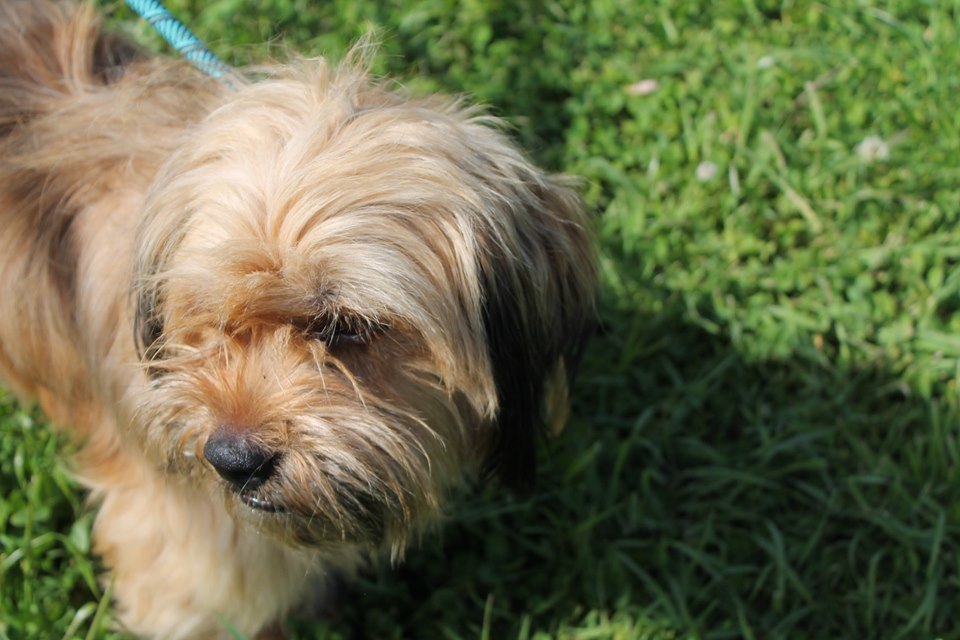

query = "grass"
3;0;960;638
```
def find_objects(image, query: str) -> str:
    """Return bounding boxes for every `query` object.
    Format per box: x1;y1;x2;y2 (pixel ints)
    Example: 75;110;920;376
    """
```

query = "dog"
0;1;596;637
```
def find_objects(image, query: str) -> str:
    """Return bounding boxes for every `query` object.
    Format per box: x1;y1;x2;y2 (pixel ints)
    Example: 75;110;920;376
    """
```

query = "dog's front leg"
89;453;315;640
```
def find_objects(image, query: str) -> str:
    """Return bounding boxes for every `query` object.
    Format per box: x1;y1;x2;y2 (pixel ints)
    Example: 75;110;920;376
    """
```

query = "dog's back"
0;1;109;403
0;1;138;132
0;0;212;417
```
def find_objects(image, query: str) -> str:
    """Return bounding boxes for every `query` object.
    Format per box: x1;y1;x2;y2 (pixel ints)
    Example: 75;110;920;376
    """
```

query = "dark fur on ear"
134;288;164;366
480;179;597;489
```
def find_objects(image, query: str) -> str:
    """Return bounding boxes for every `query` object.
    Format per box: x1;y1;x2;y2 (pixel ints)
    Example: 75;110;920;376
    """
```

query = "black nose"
203;428;277;490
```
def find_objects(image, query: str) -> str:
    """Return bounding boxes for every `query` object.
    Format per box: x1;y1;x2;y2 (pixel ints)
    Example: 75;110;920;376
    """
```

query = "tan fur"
0;2;597;638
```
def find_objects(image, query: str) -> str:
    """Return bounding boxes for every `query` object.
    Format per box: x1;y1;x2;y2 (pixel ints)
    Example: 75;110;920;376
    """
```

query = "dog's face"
130;61;595;550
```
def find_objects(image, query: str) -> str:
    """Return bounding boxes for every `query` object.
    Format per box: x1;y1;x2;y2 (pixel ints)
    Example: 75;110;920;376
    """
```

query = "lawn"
3;1;960;638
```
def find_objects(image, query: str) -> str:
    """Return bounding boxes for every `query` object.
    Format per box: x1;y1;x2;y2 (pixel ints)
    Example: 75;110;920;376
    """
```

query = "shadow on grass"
310;289;960;639
2;283;957;640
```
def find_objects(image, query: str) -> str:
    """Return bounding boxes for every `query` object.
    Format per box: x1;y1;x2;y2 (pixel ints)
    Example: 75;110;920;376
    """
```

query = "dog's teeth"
241;493;281;513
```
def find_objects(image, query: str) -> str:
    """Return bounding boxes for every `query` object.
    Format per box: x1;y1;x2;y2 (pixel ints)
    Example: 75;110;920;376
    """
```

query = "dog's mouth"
239;491;283;513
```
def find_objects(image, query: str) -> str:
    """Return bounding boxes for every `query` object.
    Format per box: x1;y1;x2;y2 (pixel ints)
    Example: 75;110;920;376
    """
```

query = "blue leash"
124;0;238;88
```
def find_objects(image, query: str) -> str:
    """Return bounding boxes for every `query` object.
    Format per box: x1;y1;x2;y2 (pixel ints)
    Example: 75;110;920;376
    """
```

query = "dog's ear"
479;178;597;490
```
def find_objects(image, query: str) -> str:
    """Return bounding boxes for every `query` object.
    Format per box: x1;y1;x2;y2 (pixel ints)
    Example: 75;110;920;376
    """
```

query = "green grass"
4;0;960;638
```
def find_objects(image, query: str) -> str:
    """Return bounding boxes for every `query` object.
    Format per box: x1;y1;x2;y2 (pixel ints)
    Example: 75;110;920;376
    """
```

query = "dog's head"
131;59;596;550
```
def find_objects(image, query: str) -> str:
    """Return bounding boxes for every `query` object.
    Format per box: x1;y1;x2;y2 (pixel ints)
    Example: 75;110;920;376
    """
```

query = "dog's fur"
0;2;596;637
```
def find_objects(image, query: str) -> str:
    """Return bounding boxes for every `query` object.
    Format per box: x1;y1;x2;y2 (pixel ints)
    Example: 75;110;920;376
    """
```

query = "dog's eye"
297;314;380;347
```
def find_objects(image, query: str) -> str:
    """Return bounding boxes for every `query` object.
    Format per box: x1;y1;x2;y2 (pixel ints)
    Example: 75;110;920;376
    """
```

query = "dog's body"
0;2;596;637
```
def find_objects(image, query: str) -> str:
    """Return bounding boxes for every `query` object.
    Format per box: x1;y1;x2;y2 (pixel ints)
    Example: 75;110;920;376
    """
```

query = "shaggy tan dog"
0;1;596;637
